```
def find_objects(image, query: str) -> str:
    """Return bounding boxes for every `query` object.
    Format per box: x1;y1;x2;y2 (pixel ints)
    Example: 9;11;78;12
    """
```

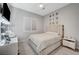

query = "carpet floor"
18;41;79;55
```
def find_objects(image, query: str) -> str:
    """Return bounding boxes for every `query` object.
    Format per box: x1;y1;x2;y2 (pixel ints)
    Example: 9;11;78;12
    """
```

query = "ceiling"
10;3;69;16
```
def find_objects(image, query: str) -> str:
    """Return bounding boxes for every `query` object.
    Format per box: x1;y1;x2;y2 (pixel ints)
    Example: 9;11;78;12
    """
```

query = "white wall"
9;6;43;42
44;3;79;48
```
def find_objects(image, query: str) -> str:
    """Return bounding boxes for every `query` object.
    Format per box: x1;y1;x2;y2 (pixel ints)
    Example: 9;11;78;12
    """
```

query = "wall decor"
56;12;58;15
49;14;51;17
53;18;54;20
49;12;59;25
53;14;54;16
56;17;58;20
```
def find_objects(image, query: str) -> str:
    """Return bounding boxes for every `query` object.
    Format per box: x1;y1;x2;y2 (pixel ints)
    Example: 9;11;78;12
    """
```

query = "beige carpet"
18;41;79;55
18;41;35;55
51;47;79;55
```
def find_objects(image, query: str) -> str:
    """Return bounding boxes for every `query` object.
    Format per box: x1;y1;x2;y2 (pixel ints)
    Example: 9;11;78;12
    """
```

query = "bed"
28;24;64;55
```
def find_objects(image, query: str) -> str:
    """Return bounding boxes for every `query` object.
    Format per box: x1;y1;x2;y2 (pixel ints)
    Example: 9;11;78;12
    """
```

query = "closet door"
32;18;43;33
32;19;37;32
23;17;32;32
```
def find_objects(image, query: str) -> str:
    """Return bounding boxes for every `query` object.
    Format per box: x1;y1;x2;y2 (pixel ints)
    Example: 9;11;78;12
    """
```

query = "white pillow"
46;32;58;35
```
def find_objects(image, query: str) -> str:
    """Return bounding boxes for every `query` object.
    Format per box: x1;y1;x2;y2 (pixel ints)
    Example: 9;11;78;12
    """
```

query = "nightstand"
63;38;76;50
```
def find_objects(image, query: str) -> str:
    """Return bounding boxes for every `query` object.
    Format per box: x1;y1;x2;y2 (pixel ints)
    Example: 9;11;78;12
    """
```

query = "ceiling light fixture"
39;4;45;10
39;4;44;8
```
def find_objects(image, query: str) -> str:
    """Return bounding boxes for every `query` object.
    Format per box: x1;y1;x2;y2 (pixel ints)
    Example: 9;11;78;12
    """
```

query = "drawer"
63;40;76;49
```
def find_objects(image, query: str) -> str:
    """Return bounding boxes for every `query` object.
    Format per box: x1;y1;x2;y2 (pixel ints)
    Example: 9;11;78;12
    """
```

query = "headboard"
48;24;64;38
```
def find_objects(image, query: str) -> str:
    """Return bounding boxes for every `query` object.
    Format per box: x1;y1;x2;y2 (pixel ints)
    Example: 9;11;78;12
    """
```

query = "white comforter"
29;32;61;52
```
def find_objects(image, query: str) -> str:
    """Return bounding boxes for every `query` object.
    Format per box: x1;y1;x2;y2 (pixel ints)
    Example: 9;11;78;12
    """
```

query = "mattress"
29;32;61;52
